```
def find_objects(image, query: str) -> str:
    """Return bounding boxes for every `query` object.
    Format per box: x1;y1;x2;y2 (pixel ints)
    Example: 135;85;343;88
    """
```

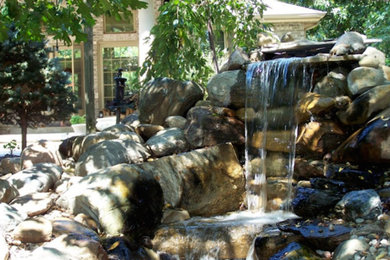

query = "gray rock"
75;139;151;176
101;123;133;133
0;203;26;232
13;216;52;243
7;163;62;196
0;179;18;203
21;140;63;169
57;163;163;238
29;233;108;260
10;192;55;217
292;187;342;218
146;128;189;157
337;84;390;125
164;116;187;129
220;48;249;72
133;143;245;216
117;131;144;144
139;78;204;125
347;67;385;96
206;70;246;108
333;239;369;260
0;157;21;174
72;131;124;161
359;47;386;68
330;32;366;55
52;218;99;241
335;189;382;221
313;70;348;97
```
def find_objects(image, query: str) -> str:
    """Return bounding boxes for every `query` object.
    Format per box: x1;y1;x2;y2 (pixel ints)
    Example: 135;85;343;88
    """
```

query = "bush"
69;115;86;125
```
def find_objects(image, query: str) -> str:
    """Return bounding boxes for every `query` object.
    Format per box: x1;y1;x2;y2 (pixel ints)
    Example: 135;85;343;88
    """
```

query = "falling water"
245;58;312;212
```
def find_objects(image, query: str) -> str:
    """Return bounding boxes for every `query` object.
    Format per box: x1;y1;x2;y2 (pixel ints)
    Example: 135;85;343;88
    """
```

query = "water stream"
245;58;312;212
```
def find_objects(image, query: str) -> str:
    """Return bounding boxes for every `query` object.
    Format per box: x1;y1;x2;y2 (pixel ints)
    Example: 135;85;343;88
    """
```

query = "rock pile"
0;31;390;259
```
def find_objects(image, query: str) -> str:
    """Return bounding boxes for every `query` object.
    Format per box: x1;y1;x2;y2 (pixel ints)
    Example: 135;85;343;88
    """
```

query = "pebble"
356;218;365;224
379;239;389;247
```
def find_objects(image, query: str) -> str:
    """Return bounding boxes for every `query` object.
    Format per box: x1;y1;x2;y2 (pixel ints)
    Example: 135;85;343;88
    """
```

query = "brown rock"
296;121;345;158
184;106;245;149
296;93;335;124
135;124;164;140
0;157;21;174
337;84;390;125
13;217;52;243
332;114;390;164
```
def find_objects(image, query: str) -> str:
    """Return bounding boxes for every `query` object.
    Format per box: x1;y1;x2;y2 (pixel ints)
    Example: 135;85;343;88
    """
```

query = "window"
104;12;134;33
102;46;138;106
57;48;84;110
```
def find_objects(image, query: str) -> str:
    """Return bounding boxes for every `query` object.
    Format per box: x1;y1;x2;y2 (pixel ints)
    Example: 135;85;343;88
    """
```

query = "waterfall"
245;58;311;212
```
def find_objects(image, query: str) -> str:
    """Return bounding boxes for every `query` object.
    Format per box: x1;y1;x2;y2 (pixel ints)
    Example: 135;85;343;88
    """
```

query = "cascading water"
245;58;312;212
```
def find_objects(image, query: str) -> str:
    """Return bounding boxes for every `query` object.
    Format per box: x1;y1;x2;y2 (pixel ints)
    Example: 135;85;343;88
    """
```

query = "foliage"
0;26;77;149
69;114;86;125
281;0;390;64
139;0;267;86
0;0;148;44
3;139;19;156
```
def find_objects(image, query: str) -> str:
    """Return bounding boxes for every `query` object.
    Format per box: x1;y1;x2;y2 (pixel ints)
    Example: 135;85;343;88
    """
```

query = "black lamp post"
113;68;127;124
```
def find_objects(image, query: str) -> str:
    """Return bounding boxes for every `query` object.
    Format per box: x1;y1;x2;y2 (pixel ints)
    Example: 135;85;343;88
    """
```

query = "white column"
138;0;155;69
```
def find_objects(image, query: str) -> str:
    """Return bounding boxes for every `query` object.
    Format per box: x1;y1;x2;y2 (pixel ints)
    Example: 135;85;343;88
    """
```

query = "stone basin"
152;211;297;259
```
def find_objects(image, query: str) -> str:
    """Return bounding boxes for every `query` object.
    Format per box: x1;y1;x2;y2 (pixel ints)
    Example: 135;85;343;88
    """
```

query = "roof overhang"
258;0;326;30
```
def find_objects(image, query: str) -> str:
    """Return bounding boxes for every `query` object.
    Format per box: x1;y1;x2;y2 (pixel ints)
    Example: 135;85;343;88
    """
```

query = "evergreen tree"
0;26;76;149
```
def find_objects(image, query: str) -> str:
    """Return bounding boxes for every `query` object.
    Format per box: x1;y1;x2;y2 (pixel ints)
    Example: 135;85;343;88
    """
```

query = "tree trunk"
84;25;96;134
20;114;28;151
207;19;219;73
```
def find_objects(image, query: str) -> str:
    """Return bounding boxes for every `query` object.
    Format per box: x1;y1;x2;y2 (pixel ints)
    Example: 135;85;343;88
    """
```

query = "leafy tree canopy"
139;0;267;86
0;26;77;149
0;0;148;44
281;0;390;64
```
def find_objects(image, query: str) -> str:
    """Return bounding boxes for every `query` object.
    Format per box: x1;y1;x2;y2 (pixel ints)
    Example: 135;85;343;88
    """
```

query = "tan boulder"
21;140;62;169
13;217;52;243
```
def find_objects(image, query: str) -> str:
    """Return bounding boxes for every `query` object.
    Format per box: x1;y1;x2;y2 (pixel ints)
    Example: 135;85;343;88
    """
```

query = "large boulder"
337;84;390;125
72;131;126;161
295;93;335;123
359;47;386;68
296;121;345;158
0;179;18;203
0;157;21;174
220;48;250;72
346;67;386;95
184;106;245;149
57;164;163;239
133;143;245;216
138;78;204;125
7;163;62;196
145;128;189;157
332;114;390;164
335;189;382;221
75;139;151;176
313;70;348;98
21;140;63;169
206;70;246;108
